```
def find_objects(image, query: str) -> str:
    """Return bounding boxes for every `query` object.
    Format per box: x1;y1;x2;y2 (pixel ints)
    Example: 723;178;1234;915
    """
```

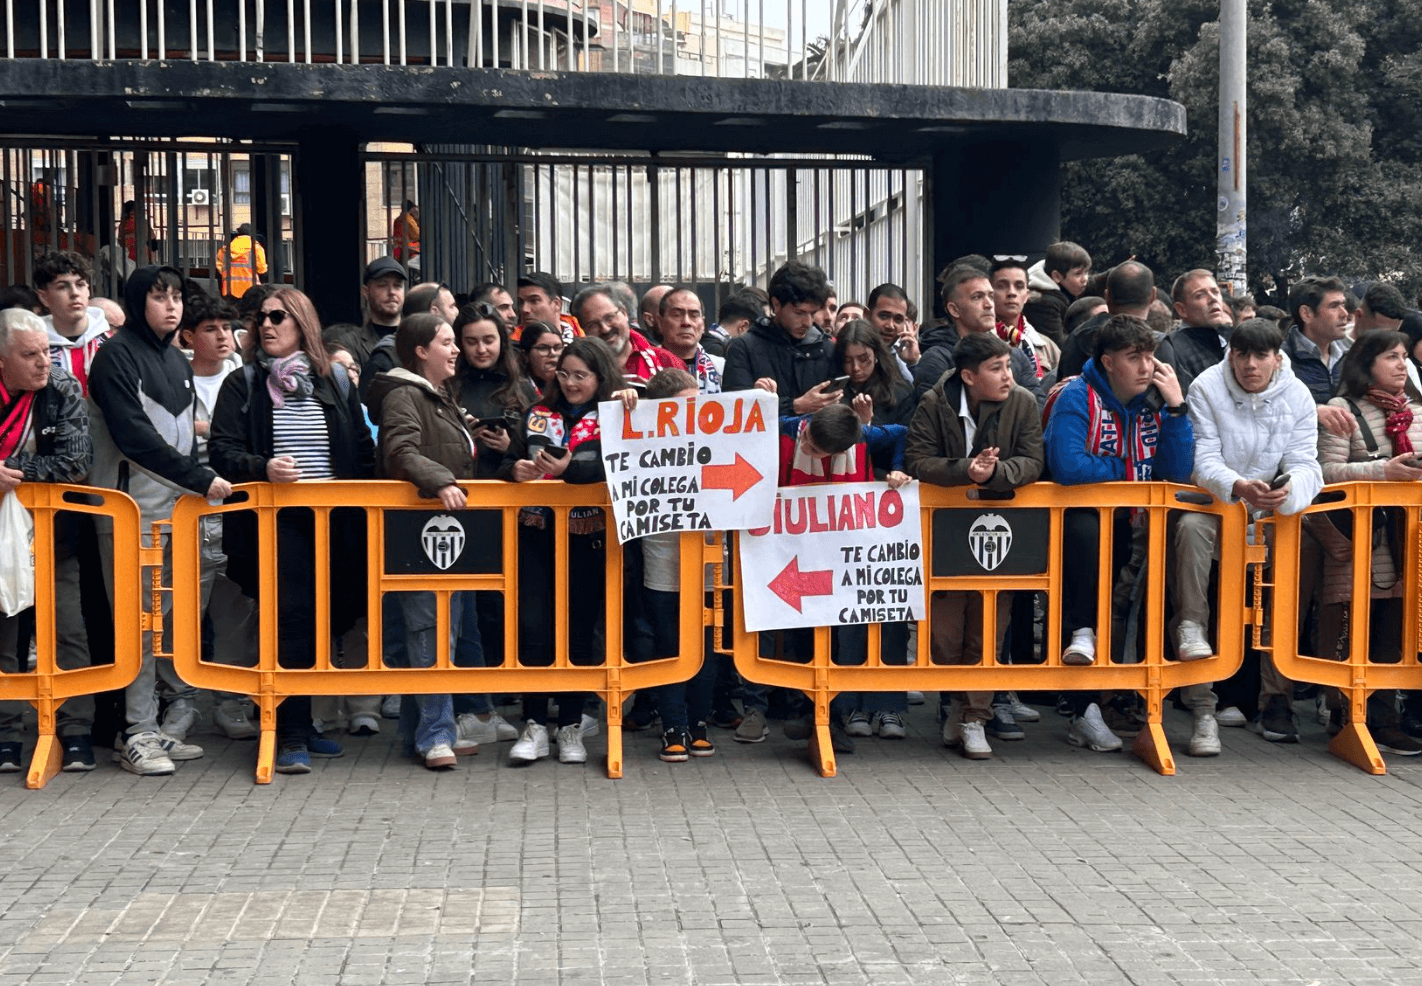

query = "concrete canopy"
0;61;1183;161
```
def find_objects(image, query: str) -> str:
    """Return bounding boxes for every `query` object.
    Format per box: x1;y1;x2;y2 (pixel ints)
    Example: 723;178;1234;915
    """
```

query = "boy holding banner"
903;333;1044;759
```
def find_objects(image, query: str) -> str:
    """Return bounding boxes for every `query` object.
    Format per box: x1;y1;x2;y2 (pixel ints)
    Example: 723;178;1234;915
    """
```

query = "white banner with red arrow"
737;481;926;632
599;390;779;544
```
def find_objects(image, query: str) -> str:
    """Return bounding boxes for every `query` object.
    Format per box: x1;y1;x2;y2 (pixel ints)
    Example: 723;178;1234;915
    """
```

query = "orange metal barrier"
731;482;1260;777
6;485;143;789
1259;482;1422;775
169;480;707;783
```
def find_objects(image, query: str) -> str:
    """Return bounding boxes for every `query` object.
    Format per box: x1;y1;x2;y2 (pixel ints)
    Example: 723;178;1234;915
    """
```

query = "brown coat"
367;368;476;497
904;371;1044;491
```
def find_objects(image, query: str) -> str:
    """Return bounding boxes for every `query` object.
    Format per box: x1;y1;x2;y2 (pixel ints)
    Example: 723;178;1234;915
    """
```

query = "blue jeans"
633;589;716;733
396;591;459;755
833;622;910;718
452;591;494;716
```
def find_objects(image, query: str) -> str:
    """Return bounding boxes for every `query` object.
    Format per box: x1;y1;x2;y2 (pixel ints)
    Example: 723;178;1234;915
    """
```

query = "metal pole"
1216;0;1246;295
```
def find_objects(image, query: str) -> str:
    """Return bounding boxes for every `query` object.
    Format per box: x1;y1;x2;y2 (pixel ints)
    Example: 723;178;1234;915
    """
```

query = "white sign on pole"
738;481;926;632
599;390;779;544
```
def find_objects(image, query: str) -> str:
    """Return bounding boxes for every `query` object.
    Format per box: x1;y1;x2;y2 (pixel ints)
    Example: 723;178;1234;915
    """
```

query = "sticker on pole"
738;482;926;632
599;390;778;544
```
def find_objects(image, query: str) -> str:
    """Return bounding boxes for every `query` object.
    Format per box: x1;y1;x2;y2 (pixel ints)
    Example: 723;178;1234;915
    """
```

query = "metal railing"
2;0;1002;83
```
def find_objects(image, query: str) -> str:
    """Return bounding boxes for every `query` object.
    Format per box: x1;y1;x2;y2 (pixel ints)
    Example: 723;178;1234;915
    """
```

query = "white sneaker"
1068;703;1122;752
213;700;258;740
490;713;519;741
424;743;458;770
160;701;198;742
1062;628;1097;665
1216;706;1247;728
113;732;176;776
556;724;587;764
456;713;495;750
941;701;964;748
348;713;380;736
1176;621;1212;660
152;731;204;761
1188;713;1221;757
958;721;993;760
580;713;600;739
509;721;549;763
1002;692;1040;722
380;695;401;719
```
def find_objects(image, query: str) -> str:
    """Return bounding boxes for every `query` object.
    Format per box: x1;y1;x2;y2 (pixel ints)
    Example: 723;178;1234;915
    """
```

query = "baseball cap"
364;257;407;283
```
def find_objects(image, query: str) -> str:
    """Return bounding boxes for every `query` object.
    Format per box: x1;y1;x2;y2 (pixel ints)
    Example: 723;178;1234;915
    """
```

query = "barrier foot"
807;721;837;778
255;728;275;785
1133;721;1175;776
606;723;623;779
1330;722;1387;775
25;732;62;790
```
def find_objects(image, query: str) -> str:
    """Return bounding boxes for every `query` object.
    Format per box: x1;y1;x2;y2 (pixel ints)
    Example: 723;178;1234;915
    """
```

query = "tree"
1009;0;1422;303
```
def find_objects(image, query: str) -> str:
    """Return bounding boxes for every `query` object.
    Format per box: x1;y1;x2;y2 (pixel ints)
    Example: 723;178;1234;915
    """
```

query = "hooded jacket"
904;371;1043;492
366;368;477;497
1021;258;1073;345
87;266;216;524
722;315;835;416
43;306;111;397
1186;355;1321;515
1044;357;1194;485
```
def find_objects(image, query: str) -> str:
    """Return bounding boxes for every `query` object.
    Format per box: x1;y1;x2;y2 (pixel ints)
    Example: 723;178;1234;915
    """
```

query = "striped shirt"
272;396;334;480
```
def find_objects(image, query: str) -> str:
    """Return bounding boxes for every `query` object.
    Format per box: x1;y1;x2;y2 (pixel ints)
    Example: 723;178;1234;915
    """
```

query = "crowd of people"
2;239;1422;778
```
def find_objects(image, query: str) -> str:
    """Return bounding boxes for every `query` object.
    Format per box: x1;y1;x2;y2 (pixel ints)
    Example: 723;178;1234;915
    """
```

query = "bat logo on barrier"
421;515;466;571
967;513;1012;572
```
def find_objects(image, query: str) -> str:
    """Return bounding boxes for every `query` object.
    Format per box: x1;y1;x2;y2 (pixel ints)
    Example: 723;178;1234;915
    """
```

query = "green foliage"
1009;0;1422;303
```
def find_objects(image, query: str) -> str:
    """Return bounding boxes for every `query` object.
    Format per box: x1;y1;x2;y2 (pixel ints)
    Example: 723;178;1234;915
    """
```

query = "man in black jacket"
912;266;1042;406
0;310;98;774
1164;269;1234;396
722;261;838;416
1056;261;1158;381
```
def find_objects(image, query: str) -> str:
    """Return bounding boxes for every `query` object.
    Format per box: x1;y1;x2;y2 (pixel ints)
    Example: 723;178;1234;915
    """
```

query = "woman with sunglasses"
497;336;626;766
210;287;376;775
517;320;564;393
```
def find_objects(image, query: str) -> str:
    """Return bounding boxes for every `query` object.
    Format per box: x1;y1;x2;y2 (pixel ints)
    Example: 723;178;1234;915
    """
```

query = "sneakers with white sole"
1215;706;1247;728
160;701;198;742
1062;627;1097;666
958;721;993;759
844;711;872;737
873;711;906;739
113;732;177;776
941;701;964;748
556;724;587;764
348;713;380;737
1002;692;1040;722
580;713;600;739
1067;703;1122;752
424;743;458;770
509;721;550;763
1188;713;1220;757
1175;620;1213;660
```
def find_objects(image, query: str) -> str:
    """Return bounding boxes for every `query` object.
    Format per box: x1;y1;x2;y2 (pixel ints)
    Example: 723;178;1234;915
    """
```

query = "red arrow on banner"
701;453;763;501
768;556;835;612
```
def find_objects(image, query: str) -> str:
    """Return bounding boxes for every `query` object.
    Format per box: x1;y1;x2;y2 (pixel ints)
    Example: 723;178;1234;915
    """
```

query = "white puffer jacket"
1186;355;1323;515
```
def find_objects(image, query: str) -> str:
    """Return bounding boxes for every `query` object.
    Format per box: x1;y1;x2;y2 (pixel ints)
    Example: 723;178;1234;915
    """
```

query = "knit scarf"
0;381;36;460
996;316;1041;377
1367;388;1415;455
259;351;314;409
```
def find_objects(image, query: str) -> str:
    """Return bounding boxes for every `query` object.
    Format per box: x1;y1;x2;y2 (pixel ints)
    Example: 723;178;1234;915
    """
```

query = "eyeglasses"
531;343;565;356
992;254;1028;263
468;301;501;322
555;368;593;383
261;309;291;326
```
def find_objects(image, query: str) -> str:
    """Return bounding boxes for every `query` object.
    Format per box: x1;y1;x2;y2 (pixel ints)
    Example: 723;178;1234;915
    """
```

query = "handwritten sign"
738;482;926;632
599;390;778;544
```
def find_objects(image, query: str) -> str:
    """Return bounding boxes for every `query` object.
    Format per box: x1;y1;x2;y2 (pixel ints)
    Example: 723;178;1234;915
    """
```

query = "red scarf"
0;381;36;460
996;315;1042;377
1367;388;1415;454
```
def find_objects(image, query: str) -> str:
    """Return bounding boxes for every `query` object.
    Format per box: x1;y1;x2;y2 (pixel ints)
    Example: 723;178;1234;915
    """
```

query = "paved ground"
2;698;1421;986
